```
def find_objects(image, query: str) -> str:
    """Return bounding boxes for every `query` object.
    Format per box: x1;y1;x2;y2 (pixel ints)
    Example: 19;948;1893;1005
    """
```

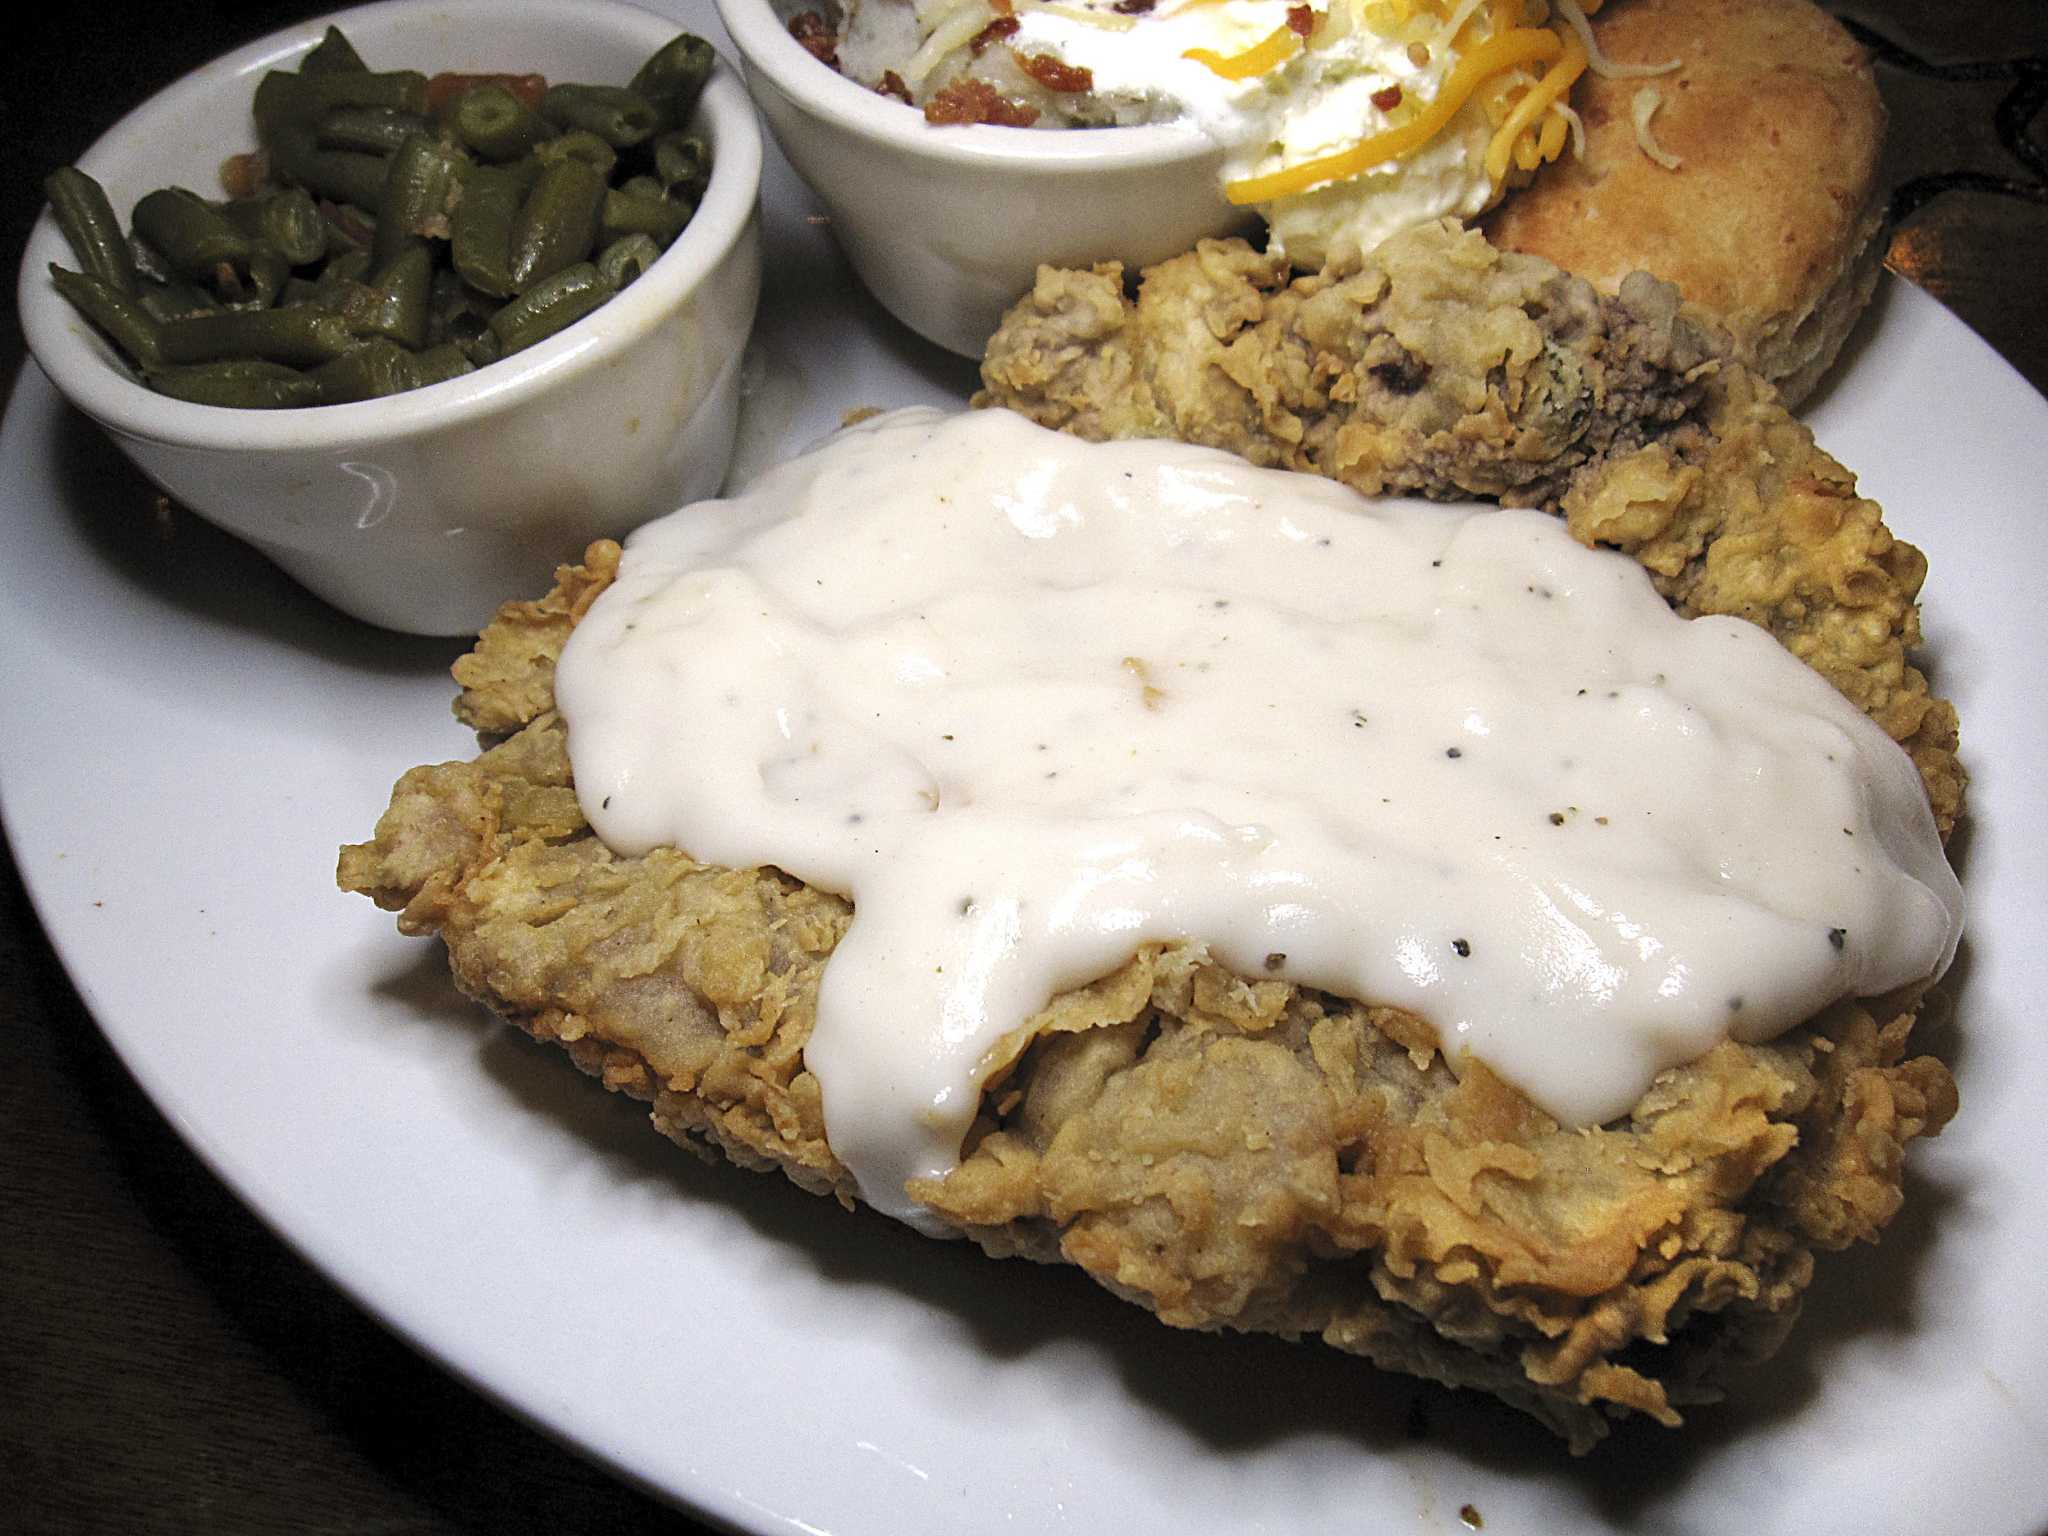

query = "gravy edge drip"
553;407;1962;1231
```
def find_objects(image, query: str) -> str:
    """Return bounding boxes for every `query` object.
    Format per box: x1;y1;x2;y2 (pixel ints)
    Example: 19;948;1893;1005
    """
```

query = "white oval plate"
5;3;2047;1529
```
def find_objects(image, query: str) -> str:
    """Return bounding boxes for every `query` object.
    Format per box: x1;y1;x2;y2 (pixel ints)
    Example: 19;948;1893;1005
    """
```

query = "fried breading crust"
975;221;1962;830
341;228;1960;1449
342;575;1955;1450
974;221;1719;508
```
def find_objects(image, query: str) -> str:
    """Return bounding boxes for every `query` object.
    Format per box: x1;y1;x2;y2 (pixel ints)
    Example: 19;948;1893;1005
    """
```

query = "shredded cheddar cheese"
1186;21;1307;79
1213;0;1654;212
1021;0;1139;30
1631;84;1682;168
1483;31;1584;182
1553;96;1586;158
903;0;1000;85
1225;23;1561;204
1433;0;1489;53
1552;0;1678;79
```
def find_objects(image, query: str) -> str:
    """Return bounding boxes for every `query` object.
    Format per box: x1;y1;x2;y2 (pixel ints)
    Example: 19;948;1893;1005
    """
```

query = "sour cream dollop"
555;407;1962;1229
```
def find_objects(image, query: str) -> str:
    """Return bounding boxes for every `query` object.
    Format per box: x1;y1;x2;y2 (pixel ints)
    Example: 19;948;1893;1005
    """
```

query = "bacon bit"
924;78;1039;126
970;15;1022;54
1113;0;1157;11
1286;5;1316;37
218;151;268;201
426;71;547;114
787;10;840;68
1372;83;1404;111
1016;50;1094;92
876;69;913;103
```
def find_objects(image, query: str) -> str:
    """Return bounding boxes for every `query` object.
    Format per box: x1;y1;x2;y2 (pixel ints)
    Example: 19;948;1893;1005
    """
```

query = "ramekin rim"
709;0;1216;170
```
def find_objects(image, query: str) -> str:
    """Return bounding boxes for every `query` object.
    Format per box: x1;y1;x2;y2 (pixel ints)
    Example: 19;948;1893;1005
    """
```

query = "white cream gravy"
554;407;1962;1229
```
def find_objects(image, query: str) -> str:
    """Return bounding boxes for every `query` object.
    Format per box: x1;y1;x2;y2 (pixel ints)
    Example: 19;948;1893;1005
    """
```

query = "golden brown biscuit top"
1485;0;1883;343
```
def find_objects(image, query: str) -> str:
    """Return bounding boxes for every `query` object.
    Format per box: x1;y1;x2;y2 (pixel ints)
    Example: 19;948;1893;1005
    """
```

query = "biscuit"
1485;0;1887;407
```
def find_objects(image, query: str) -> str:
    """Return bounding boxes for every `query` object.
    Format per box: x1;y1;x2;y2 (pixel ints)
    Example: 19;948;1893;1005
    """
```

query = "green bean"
533;130;617;177
126;232;170;285
44;169;137;296
135;277;221;324
312;246;374;293
220;188;328;266
600;187;689;248
242;245;291;309
465;327;503;368
146;359;319;408
427;267;499;347
309;274;411;344
361;242;435;348
253;68;429;137
651;131;712;202
317;105;433;157
282;252;432;346
412;342;477;389
595;233;661;290
306;338;413;402
267;126;388;211
41;26;719;409
507;156;605;292
630;33;715;131
372;132;468;275
251;73;306;137
449;83;551;163
287;274;367;321
47;266;164;368
449;160;535;299
540;83;658;149
131;187;254;293
319;202;374;256
300;25;369;76
158;305;357;367
486;262;612;355
313;338;476;402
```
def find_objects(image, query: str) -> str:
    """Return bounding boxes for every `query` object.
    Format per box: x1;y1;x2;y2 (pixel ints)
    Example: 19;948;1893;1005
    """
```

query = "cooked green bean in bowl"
19;0;764;635
43;23;720;407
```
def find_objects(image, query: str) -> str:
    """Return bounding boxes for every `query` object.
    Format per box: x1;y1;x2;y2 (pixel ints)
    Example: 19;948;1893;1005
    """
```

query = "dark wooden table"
4;3;2044;1530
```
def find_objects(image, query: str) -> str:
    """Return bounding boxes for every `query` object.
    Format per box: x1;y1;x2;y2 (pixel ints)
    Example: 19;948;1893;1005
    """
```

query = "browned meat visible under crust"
975;220;1961;831
974;221;1721;509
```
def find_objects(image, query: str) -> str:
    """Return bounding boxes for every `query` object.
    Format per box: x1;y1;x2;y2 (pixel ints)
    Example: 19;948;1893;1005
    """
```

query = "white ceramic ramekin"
20;0;764;635
712;0;1251;358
